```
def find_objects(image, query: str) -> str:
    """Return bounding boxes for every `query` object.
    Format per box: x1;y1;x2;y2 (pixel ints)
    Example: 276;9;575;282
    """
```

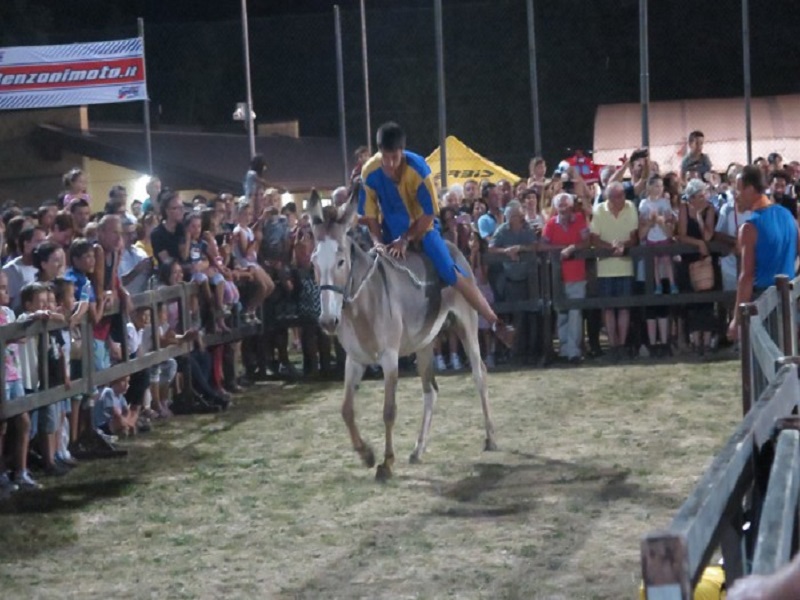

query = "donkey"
308;188;497;481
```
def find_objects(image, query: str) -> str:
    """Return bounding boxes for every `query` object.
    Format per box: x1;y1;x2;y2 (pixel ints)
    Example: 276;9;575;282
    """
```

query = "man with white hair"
331;186;349;208
540;193;590;363
444;184;464;211
590;181;639;361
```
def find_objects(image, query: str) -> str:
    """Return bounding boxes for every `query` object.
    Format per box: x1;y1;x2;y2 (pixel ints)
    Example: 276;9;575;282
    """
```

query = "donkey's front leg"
342;357;373;468
376;350;400;482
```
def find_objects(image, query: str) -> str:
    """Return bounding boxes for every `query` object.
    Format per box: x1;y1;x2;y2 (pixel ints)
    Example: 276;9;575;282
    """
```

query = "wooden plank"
641;366;799;594
0;379;89;420
553;290;735;311
749;320;782;384
752;429;800;575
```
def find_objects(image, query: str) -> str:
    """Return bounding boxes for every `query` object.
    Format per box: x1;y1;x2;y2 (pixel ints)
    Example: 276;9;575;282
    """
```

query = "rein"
319;243;380;305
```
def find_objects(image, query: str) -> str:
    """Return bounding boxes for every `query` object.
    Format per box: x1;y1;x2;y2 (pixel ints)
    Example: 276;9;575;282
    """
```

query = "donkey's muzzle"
319;316;339;335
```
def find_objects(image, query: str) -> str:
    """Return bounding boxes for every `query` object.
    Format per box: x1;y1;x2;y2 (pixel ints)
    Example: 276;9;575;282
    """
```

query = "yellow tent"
425;136;521;189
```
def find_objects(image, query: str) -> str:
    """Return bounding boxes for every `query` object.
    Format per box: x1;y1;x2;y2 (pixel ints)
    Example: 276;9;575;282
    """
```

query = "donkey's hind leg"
342;356;374;468
451;301;497;452
410;343;438;464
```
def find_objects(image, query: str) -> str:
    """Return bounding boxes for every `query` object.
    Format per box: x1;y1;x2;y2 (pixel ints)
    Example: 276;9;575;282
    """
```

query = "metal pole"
525;0;542;157
359;0;372;154
137;18;153;174
334;6;349;185
639;0;650;148
241;0;256;158
434;0;447;190
742;0;753;164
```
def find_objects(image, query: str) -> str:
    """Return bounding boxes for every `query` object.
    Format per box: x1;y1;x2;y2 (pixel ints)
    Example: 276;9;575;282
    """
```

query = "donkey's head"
308;183;361;335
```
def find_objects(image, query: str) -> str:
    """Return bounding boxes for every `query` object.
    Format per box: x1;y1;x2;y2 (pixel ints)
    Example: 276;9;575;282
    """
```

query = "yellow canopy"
426;136;521;189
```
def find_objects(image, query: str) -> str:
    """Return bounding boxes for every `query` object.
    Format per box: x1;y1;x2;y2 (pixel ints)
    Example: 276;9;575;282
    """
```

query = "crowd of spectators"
0;132;795;494
429;132;799;368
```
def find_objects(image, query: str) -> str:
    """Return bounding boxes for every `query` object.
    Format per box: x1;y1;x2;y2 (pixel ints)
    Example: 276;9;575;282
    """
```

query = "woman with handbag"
677;179;718;356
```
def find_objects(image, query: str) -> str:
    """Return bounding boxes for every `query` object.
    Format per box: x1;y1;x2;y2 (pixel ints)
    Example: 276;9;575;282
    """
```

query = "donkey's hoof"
409;452;422;465
484;438;498;452
360;446;376;468
375;463;393;482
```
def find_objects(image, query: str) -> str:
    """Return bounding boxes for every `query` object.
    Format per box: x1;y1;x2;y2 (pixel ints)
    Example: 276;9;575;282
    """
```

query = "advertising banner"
0;37;147;110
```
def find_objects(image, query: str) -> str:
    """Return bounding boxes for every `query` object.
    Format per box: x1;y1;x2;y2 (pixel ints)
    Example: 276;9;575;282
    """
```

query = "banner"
0;37;147;110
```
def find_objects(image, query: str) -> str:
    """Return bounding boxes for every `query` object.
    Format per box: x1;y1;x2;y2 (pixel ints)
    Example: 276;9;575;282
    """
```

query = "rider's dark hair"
376;122;406;151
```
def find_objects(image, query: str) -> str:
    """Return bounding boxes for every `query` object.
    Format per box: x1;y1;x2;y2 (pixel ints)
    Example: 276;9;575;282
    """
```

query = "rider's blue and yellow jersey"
358;150;439;242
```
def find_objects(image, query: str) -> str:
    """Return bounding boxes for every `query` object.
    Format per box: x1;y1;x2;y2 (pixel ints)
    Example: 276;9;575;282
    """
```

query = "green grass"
0;358;741;599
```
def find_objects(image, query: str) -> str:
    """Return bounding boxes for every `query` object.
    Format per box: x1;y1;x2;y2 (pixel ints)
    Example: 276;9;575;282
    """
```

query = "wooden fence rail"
0;282;260;420
641;273;800;599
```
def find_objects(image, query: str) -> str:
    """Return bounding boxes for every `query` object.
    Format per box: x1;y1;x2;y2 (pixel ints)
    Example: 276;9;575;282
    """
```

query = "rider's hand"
388;237;408;259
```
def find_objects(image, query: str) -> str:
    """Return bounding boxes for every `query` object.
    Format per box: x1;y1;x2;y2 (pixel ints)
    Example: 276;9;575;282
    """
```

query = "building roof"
34;124;349;193
593;94;800;172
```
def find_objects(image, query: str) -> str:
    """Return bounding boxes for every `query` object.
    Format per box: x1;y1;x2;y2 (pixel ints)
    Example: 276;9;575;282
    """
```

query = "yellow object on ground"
639;566;726;600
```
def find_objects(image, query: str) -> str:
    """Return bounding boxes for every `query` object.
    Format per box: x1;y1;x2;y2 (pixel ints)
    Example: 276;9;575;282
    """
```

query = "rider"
358;122;515;348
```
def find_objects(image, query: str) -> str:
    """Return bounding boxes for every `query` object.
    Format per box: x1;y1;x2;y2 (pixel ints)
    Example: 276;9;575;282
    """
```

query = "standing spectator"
609;148;650;201
463;179;480;204
151;189;188;266
476;183;503;240
68;198;92;237
3;226;46;311
331;186;349;209
677;179;717;355
639;174;679;295
527;157;548;199
243;154;268;199
489;200;539;360
769;170;797;220
590;182;639;361
141;176;162;215
131;199;143;218
680;131;713;180
135;212;158;259
522;188;546;233
728;166;800;341
119;216;152;295
715;176;752;294
541;193;589;363
47;212;74;250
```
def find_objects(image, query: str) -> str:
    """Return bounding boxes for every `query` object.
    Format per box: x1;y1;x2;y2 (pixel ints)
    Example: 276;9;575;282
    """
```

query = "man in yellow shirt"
359;122;514;348
590;181;639;360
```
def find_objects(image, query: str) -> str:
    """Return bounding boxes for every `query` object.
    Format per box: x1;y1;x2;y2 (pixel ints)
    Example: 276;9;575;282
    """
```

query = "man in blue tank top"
728;165;800;341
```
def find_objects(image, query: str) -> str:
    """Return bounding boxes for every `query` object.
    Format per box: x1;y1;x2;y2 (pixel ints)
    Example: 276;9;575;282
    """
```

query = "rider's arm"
404;214;434;243
363;217;383;247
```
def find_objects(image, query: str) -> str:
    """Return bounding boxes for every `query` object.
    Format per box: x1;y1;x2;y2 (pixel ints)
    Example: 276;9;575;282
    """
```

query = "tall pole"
137;18;153;175
434;0;447;190
742;0;753;164
639;0;650;148
240;0;256;158
525;0;542;157
334;6;348;185
359;0;372;153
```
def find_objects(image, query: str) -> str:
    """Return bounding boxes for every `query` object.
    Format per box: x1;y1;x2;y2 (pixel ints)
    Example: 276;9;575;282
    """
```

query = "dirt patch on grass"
0;358;740;599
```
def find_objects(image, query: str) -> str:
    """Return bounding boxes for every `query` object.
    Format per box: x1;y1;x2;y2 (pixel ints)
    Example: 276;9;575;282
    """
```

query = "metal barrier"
0;282;260;420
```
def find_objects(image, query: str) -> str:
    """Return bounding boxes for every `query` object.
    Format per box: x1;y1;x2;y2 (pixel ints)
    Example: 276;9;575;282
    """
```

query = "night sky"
3;0;799;175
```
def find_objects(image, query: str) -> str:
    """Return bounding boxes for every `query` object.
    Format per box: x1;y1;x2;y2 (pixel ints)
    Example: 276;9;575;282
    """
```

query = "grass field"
0;356;742;599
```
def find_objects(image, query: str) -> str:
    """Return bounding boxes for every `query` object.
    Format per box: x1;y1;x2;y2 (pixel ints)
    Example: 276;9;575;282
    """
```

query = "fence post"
776;275;795;357
740;303;755;415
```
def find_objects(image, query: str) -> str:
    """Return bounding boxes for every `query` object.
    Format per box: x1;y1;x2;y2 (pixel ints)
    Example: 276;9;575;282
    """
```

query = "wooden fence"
0;282;260;420
640;274;800;599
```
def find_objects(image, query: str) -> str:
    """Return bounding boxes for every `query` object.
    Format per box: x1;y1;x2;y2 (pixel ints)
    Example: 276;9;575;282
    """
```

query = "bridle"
318;239;379;306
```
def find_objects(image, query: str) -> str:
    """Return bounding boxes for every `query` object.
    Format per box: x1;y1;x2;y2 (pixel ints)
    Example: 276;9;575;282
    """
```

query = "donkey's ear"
338;179;361;229
307;188;323;225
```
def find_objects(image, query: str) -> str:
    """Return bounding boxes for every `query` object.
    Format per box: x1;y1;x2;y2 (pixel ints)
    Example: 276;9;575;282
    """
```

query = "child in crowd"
64;238;99;445
0;273;39;491
95;376;139;437
53;277;79;467
124;308;151;432
639;174;679;295
232;200;274;323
